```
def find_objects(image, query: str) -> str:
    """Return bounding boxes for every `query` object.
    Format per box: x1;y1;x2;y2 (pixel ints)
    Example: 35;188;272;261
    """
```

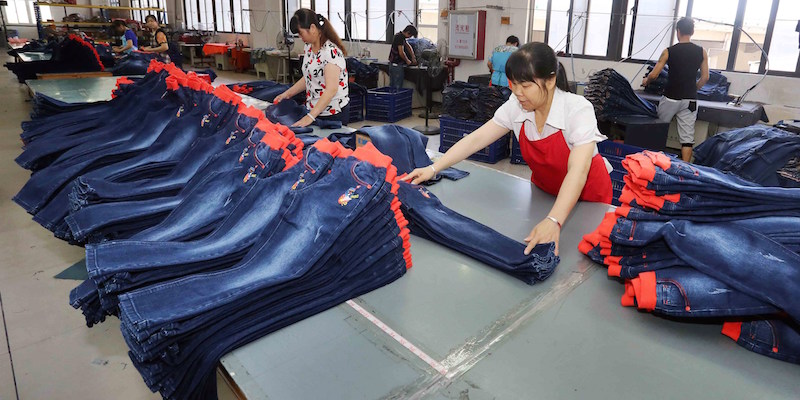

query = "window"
3;0;51;25
184;0;249;32
768;0;800;72
417;0;437;42
690;0;738;70
130;0;168;25
283;0;424;43
529;0;800;76
623;0;680;61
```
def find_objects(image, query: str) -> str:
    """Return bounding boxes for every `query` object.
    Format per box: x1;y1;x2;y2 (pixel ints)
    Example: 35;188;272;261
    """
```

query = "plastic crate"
365;87;413;122
611;179;625;206
439;115;510;164
349;92;364;123
510;135;526;165
597;140;643;158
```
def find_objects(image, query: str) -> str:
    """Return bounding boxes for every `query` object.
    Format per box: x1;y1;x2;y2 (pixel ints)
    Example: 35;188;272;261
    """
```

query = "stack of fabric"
643;62;733;102
584;68;658;120
407;38;437;65
29;93;104;119
264;99;343;133
5;34;105;82
346;57;379;88
580;150;800;365
693;124;800;188
442;81;511;122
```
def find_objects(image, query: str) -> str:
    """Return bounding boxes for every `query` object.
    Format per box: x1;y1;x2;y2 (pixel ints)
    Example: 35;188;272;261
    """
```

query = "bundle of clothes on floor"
580;126;800;365
12;60;561;399
442;81;512;122
642;62;733;102
584;68;658;120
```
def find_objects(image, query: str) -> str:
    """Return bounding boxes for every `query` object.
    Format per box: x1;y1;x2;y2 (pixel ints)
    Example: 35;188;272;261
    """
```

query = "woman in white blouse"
403;42;612;257
274;8;350;126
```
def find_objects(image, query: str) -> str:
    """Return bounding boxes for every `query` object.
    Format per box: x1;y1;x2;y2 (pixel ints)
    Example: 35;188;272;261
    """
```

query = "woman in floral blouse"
274;8;350;126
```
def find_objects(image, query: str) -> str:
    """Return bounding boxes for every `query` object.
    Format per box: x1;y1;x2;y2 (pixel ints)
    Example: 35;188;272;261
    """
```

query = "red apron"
518;124;612;204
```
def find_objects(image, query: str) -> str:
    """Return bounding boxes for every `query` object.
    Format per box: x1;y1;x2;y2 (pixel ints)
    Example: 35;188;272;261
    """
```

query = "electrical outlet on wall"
501;16;510;25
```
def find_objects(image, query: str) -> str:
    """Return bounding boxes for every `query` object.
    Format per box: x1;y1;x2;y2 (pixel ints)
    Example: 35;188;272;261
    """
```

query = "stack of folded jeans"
29;93;103;119
442;81;511;122
13;61;302;245
108;51;163;76
579;150;800;365
584;68;658;120
643;62;732;102
227;80;305;103
4;34;105;83
76;140;413;399
693;124;800;188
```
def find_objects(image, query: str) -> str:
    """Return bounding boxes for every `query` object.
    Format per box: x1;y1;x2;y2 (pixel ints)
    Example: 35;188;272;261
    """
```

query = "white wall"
437;0;527;81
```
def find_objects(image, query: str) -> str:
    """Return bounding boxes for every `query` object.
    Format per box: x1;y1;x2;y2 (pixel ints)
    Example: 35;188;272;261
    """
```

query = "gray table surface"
219;151;800;399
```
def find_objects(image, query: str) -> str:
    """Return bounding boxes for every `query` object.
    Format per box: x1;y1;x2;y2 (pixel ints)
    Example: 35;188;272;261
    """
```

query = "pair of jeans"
264;99;343;133
723;319;800;364
23;90;239;232
584;69;657;119
398;181;559;284
388;63;405;89
70;141;298;325
356;125;469;182
621;267;781;318
113;143;409;398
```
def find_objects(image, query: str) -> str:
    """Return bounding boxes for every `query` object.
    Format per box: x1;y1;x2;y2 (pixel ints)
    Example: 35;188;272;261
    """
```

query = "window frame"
537;0;798;77
183;0;251;33
283;0;419;44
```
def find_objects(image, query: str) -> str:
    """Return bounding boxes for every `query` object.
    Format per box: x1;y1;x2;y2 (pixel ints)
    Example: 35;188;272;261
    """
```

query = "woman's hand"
399;166;436;184
291;114;314;128
523;218;561;256
273;92;289;103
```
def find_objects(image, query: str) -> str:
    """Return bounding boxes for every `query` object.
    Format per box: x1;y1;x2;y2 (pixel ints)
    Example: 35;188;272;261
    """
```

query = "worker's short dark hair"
676;17;694;36
506;35;520;46
112;20;128;29
403;25;418;37
145;14;158;23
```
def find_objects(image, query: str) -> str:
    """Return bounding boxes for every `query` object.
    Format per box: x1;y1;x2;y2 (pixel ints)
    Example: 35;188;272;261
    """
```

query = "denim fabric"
621;267;781;318
264;99;343;133
585;69;657;119
388;63;405;89
356;125;469;181
693;125;800;188
398;181;559;284
442;82;511;122
723;319;800;365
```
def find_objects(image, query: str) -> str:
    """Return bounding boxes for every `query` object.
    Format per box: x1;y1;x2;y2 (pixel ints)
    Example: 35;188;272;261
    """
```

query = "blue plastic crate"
348;92;364;123
439;115;510;164
510;135;526;165
611;179;626;206
597;140;643;158
605;155;625;174
365;87;413;122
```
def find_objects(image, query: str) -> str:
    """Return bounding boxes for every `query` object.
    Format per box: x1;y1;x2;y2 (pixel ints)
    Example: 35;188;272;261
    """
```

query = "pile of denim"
5;34;105;82
346;57;378;88
693;124;800;188
579;150;800;365
108;51;163;76
643;62;733;102
14;61;302;245
407;38;437;65
227;80;304;103
264;99;342;133
584;68;658;120
442;81;511;122
6;39;56;58
29;93;103;119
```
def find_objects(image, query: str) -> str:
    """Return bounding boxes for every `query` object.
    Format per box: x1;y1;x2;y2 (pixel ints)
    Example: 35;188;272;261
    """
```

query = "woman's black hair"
505;42;571;92
506;35;520;47
144;14;158;23
290;8;347;56
112;20;128;30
